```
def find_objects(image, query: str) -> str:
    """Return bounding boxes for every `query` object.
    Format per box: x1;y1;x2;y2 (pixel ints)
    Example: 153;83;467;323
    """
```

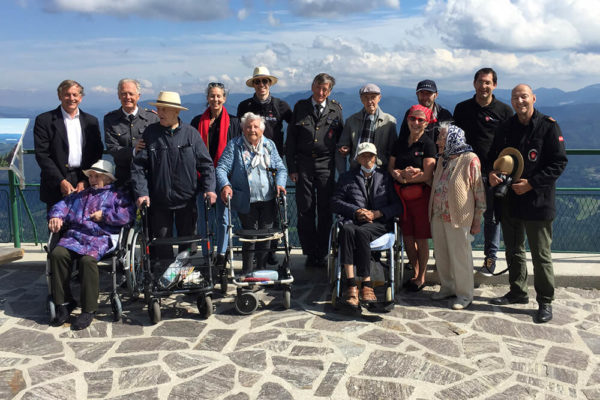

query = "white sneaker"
431;289;455;301
451;297;472;310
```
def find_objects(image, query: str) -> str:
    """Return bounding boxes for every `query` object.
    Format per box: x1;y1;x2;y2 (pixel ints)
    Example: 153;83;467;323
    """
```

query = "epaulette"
330;99;343;110
546;116;556;123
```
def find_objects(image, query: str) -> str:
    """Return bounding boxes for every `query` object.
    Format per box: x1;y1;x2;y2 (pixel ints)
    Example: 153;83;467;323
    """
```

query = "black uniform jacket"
34;106;103;204
104;107;159;182
286;97;343;174
488;109;568;221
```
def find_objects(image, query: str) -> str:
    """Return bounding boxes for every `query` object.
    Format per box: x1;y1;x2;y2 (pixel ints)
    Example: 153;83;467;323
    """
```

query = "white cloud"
288;0;399;17
47;0;232;21
427;0;600;52
90;85;112;94
238;8;249;20
267;11;280;26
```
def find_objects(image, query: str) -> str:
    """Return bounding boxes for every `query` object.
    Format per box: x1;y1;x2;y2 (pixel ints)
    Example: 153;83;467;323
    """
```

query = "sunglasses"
253;78;270;86
408;116;427;123
208;82;225;88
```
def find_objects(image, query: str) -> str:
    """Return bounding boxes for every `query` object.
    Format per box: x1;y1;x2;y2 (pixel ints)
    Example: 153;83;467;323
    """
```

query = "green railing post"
8;170;21;248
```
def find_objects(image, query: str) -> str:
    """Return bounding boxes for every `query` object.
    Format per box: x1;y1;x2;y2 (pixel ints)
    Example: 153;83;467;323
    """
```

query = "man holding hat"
332;142;403;307
398;79;453;143
336;83;397;174
488;84;568;323
131;91;216;261
48;159;135;330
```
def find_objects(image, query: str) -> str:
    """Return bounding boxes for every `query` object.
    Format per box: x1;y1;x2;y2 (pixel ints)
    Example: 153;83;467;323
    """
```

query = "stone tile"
257;382;294;400
512;361;578;385
289;345;334;357
228;349;266;370
374;319;407;333
0;328;62;356
484;383;538;400
214;313;251;325
462;334;500;359
435;372;512;399
28;359;77;386
59;320;109;338
111;319;145;337
422;321;468;337
404;335;461;357
587;364;600;385
151;320;206;338
250;310;296;329
272;356;324;389
239;370;261;387
582;388;600;399
516;374;578;398
0;357;29;367
327;336;365;359
430;310;475;324
286;331;323;343
274;317;312;329
194;329;235;351
406;322;431;335
116;337;189;353
162;352;216;372
585;313;600;323
314;362;347;397
118;365;170;390
67;340;115;363
235;328;281;349
100;354;159;369
503;337;544;359
423;352;477;375
0;369;25;399
361;350;463;384
579;331;600;354
21;380;76;399
17;318;50;331
358;328;403;348
545;346;589;370
108;388;158;400
85;370;113;398
386;306;429;320
258;340;292;352
176;367;207;379
224;393;250;400
168;364;235;399
473;316;573;343
310;315;368;333
475;356;505;370
346;377;414;400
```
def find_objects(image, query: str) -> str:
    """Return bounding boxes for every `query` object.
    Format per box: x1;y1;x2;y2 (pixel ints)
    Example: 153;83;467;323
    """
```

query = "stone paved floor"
0;260;599;399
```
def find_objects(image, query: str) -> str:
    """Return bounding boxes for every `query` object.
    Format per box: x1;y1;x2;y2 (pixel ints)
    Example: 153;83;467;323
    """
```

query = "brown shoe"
342;286;359;307
360;285;377;303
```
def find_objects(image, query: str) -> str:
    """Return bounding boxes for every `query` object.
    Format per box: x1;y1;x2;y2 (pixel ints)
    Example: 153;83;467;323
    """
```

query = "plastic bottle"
159;250;190;289
244;269;279;282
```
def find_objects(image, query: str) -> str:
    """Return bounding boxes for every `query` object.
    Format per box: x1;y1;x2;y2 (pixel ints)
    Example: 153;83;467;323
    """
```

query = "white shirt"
61;107;82;168
311;98;327;111
122;106;139;118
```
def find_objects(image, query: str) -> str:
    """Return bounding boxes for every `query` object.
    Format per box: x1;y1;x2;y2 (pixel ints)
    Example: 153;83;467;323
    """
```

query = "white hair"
241;112;266;131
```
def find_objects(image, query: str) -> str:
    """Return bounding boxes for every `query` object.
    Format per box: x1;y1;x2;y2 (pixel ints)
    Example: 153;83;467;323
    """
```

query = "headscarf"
408;104;436;124
440;124;473;168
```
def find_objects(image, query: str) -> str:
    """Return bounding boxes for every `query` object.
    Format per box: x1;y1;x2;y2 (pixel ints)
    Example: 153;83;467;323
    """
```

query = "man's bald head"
511;84;536;124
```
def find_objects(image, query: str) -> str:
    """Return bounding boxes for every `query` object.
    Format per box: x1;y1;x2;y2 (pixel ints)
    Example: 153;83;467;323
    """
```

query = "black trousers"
149;199;198;261
296;167;334;259
238;200;276;273
50;246;99;312
339;221;388;277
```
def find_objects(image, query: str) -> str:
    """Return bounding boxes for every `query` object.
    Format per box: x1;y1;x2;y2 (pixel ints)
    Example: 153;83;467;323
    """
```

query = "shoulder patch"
546;116;556;122
330;99;342;110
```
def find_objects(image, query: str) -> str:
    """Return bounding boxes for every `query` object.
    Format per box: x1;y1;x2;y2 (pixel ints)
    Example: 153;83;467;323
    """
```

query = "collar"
60;107;80;120
311;98;327;109
362;107;379;121
122;107;139;118
253;94;272;105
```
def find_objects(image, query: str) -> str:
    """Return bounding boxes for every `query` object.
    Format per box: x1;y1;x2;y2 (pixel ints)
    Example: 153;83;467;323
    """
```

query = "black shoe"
53;305;70;326
489;294;529;305
536;303;553;323
476;257;496;277
267;252;278;266
72;312;95;330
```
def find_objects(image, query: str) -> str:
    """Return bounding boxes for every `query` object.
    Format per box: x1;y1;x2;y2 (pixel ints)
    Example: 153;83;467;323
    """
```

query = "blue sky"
2;0;600;107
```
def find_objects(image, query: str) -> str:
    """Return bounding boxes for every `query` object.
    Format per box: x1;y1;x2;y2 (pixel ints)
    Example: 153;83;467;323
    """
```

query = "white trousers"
431;215;474;301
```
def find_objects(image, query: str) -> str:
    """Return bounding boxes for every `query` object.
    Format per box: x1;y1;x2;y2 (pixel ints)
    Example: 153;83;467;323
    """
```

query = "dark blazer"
34;106;103;205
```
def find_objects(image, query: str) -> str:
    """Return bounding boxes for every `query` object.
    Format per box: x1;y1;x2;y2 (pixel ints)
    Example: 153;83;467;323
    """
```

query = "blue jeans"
483;177;501;260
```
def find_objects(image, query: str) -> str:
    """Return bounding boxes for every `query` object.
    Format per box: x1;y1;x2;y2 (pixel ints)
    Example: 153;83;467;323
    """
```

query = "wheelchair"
45;225;132;324
328;216;404;312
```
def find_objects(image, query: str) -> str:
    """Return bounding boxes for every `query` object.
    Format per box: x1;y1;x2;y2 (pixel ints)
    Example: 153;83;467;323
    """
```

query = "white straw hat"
245;66;278;87
148;91;188;110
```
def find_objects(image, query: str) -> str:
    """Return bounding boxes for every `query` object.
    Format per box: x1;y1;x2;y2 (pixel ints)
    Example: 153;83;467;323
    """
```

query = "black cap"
416;79;437;93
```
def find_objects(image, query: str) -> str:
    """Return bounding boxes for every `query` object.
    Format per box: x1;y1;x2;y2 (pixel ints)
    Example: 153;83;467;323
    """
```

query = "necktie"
315;104;322;117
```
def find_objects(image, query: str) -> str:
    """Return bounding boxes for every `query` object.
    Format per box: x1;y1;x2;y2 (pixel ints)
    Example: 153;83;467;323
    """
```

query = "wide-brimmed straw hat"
493;147;524;180
245;66;278;87
83;159;116;182
149;91;188;110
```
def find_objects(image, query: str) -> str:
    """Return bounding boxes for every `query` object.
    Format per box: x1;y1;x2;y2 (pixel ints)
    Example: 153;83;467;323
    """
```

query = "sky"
2;0;600;107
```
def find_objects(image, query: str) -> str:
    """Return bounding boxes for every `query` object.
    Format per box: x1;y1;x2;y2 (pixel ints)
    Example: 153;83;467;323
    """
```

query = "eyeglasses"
208;82;225;88
408;116;427;123
253;78;270;86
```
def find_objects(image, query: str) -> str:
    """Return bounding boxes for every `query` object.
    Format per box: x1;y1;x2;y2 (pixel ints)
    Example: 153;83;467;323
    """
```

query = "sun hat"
493;147;524;180
83;159;116;182
355;142;378;159
245;66;278;87
148;91;188;111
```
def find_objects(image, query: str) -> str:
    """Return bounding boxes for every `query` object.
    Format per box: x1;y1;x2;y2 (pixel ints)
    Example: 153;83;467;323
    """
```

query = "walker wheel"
282;287;291;309
220;272;228;294
234;292;258;315
197;295;213;319
385;285;393;303
47;295;56;324
111;293;122;322
148;298;161;324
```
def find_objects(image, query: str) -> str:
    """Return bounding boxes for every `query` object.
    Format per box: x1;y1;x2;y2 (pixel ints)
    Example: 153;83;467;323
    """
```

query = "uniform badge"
328;129;333;139
528;149;538;162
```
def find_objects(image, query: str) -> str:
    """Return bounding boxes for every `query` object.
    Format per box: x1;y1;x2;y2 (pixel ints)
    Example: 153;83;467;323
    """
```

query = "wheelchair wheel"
234;292;258;315
282;287;291;309
47;295;56;324
197;295;213;319
148;298;161;324
128;231;144;299
111;293;122;322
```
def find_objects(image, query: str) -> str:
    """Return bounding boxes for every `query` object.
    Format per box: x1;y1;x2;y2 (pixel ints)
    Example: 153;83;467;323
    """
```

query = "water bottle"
245;269;279;281
159;250;190;289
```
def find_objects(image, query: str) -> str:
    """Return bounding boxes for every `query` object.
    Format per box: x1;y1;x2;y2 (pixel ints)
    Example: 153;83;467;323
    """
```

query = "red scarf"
198;106;230;166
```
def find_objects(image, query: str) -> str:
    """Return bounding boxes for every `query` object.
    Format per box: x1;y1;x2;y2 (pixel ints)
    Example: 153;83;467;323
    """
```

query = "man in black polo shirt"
453;68;513;276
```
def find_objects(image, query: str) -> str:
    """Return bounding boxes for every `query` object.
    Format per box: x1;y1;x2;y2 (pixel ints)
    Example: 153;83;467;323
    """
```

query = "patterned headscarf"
440;124;473;167
408;104;436;123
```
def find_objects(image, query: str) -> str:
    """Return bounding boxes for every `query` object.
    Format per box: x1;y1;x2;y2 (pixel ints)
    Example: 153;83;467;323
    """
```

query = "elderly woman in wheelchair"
47;160;135;330
331;142;403;308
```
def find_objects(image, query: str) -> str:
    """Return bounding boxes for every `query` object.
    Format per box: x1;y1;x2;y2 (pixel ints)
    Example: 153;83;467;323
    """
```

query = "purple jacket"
48;184;135;260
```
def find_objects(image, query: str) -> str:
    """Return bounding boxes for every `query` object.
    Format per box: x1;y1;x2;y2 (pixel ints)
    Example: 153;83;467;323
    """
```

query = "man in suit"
286;73;344;268
34;80;103;209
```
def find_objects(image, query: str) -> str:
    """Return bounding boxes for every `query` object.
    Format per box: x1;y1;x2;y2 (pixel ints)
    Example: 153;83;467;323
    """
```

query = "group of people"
34;65;567;329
